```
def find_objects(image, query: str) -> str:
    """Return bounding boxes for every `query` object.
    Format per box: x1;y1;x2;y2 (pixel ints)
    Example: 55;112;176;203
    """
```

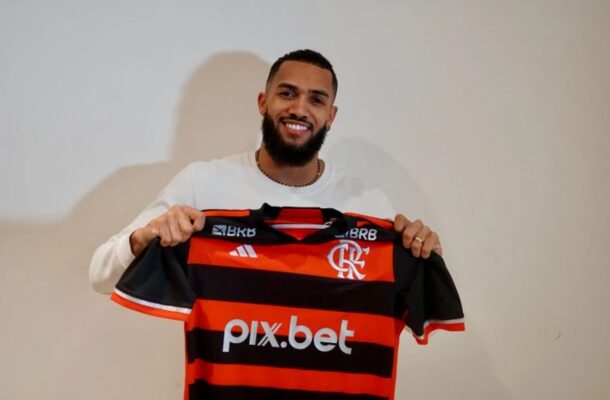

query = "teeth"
286;123;308;131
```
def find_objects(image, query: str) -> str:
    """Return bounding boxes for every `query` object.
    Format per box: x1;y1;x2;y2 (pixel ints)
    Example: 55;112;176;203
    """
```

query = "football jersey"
111;204;465;400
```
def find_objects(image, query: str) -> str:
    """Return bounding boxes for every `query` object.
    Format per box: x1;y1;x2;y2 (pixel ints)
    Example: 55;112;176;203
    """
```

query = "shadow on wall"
324;135;434;221
0;51;268;399
0;51;511;399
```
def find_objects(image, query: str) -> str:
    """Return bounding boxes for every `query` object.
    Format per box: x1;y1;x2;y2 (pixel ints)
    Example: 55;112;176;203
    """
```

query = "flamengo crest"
327;240;369;280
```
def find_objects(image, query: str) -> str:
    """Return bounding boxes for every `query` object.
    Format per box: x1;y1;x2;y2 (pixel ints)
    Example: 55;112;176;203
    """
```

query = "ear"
326;105;338;130
257;92;267;116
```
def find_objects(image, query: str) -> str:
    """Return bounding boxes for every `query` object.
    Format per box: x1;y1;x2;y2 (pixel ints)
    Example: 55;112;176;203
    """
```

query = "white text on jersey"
212;225;257;238
222;316;354;354
336;227;378;241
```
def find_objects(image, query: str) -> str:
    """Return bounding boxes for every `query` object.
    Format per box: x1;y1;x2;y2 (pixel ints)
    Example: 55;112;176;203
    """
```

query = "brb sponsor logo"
336;227;378;241
222;316;355;354
212;224;256;238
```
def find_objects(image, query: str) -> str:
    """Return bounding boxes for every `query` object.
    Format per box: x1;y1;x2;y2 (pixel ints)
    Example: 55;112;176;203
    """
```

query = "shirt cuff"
116;233;136;270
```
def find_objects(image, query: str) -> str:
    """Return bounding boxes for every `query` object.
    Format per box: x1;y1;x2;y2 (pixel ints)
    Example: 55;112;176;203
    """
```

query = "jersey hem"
409;319;466;345
111;290;191;322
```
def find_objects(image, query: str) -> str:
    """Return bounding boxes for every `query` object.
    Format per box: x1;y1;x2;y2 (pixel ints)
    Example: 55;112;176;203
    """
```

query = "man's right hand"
129;205;205;257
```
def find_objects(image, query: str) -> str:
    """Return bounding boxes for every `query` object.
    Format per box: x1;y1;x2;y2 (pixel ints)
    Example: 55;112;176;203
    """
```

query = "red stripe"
203;209;250;217
187;237;395;282
270;208;328;224
185;359;392;397
110;291;190;322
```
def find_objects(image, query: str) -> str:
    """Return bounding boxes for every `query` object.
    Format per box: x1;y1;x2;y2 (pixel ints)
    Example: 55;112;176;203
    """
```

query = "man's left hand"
393;214;442;258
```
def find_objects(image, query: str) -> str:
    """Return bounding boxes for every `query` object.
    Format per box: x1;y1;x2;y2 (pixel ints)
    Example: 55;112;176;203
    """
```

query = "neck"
256;146;324;187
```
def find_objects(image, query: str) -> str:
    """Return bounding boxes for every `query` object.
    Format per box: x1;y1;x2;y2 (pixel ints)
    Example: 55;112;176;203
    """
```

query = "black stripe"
189;381;388;400
186;329;394;377
189;265;396;317
201;207;354;245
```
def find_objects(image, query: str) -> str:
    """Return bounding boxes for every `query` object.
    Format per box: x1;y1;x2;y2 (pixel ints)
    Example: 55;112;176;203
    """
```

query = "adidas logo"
229;244;258;258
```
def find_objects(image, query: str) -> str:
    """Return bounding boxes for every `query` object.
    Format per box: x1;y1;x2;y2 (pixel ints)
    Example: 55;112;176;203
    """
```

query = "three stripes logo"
229;244;258;258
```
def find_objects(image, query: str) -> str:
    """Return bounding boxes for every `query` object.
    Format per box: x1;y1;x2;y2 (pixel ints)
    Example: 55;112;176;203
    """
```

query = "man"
90;49;442;294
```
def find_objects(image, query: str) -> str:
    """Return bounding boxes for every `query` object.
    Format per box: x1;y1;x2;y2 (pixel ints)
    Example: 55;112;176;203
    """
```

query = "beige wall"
1;1;609;399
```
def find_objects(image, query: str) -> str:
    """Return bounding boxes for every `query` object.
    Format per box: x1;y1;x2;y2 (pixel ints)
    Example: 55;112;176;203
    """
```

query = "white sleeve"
89;164;196;294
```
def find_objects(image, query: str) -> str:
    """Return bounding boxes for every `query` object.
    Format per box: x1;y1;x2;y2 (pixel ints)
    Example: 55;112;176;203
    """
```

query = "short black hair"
266;49;338;97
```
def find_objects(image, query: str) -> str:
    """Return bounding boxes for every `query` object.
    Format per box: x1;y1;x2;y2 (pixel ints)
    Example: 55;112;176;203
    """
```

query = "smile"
281;120;311;134
285;122;308;131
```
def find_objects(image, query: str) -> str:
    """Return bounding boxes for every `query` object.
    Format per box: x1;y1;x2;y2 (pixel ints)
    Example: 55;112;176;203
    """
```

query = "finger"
402;219;423;248
176;209;195;238
185;208;205;231
393;214;409;233
430;232;443;256
192;214;206;231
409;224;430;258
157;222;172;247
166;212;183;246
420;231;437;259
408;234;423;258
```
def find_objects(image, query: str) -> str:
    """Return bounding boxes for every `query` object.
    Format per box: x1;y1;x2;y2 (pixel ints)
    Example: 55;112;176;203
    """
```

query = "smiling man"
90;49;460;400
90;49;442;294
90;50;442;293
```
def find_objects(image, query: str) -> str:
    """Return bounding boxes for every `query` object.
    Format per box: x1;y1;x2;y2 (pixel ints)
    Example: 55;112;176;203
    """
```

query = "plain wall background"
1;1;609;399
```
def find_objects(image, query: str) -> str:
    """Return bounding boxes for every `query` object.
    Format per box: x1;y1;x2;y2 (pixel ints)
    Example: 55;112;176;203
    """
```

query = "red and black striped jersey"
111;204;465;400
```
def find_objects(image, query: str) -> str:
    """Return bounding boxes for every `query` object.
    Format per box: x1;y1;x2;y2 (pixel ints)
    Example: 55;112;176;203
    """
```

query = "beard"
261;113;328;167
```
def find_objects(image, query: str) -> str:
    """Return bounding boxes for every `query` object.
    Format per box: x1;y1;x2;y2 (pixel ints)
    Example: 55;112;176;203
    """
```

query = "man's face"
258;61;338;166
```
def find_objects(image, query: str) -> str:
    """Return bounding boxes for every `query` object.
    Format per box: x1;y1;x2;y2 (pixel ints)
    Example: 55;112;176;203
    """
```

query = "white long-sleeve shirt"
89;151;395;294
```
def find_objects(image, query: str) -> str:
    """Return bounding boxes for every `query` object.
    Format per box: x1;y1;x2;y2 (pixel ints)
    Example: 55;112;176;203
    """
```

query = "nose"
287;95;308;118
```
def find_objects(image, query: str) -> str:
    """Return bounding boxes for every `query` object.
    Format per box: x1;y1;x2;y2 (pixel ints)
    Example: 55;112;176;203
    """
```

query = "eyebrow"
276;83;330;99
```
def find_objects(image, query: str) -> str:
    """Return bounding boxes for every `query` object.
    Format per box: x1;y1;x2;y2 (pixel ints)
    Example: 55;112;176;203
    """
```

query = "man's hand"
129;205;205;257
393;214;442;258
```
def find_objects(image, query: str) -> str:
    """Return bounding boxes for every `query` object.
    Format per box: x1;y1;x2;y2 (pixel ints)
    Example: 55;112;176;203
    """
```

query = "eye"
311;96;325;105
279;90;295;98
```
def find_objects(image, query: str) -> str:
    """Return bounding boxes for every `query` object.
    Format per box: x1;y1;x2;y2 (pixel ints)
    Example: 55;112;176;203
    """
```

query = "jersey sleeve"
110;238;196;322
395;249;465;344
90;164;198;294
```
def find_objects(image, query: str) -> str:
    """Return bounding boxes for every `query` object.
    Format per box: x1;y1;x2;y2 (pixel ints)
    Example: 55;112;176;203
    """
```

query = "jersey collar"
251;204;356;243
